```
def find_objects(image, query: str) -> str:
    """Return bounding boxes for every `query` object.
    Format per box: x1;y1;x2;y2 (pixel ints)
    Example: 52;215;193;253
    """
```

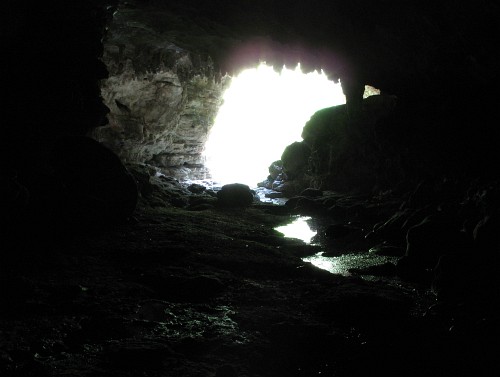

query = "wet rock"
285;196;326;216
182;276;225;301
405;214;470;269
264;191;285;199
216;364;238;377
217;183;254;207
368;244;405;257
187;183;206;194
300;188;323;197
281;141;310;180
104;340;175;370
139;272;224;302
324;224;359;240
370;208;416;244
188;194;217;210
268;160;283;181
257;177;274;190
326;205;349;223
127;163;194;208
349;261;397;277
271;178;309;197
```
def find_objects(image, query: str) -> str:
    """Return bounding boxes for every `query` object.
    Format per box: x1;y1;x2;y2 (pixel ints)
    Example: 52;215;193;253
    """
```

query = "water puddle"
303;252;399;278
274;216;317;244
275;216;399;279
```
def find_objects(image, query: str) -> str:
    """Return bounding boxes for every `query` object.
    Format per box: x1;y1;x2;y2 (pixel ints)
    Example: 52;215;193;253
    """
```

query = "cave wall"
92;5;229;179
3;0;499;193
2;0;114;180
94;0;500;188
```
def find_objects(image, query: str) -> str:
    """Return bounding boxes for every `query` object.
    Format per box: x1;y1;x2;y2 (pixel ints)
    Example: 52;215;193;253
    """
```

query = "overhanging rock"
93;6;229;180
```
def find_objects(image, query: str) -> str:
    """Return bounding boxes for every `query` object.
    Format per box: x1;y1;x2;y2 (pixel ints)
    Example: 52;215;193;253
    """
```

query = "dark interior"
2;1;499;376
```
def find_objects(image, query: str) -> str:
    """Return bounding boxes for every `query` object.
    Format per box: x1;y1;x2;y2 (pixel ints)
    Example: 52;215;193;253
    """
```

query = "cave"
2;1;500;376
203;62;348;186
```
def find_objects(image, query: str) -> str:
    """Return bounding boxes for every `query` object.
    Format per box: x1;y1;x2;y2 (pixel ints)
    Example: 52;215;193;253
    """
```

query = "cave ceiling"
129;0;498;98
2;0;499;184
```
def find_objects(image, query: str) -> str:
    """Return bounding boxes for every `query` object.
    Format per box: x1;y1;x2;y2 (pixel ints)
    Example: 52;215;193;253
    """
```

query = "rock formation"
93;4;228;179
86;0;499;192
2;2;500;377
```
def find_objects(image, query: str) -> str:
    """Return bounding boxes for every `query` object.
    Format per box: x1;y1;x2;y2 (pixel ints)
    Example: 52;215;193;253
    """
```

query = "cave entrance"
203;63;346;187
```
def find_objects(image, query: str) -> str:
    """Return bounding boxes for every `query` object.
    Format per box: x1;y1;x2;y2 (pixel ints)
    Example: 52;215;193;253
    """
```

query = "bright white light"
203;63;346;187
275;216;317;244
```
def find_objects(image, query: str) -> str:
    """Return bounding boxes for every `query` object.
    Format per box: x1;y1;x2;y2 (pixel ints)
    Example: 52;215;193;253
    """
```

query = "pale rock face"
92;7;229;180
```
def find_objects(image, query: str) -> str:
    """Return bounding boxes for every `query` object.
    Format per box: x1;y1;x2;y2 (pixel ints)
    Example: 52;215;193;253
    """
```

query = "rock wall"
259;94;404;196
303;95;403;194
2;0;113;174
92;0;499;192
92;5;229;180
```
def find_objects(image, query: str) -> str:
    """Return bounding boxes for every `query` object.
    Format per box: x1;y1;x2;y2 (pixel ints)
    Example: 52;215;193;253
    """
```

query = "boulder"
268;160;283;181
50;136;138;225
217;183;254;207
281;141;310;180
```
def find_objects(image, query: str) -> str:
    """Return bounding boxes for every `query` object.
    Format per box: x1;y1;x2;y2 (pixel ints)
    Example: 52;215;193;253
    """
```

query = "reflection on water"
274;216;317;244
275;216;399;278
303;252;398;277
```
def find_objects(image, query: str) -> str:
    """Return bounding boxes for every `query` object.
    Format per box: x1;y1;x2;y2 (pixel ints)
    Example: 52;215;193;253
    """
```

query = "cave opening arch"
203;62;346;188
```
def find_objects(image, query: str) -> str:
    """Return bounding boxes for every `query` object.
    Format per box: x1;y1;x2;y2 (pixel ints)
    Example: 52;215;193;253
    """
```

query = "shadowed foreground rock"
1;1;500;376
2;172;500;377
217;183;255;207
50;136;138;225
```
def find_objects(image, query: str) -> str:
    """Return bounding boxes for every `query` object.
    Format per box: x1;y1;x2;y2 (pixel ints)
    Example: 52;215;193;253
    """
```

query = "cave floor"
0;202;497;377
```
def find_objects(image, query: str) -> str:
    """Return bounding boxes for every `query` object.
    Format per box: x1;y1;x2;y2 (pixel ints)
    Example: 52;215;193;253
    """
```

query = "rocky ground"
2;165;499;377
2;1;499;375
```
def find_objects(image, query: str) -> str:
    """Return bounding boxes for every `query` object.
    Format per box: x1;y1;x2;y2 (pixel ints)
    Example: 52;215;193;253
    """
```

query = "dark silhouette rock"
187;183;206;194
368;244;405;257
217;183;254;207
2;2;500;376
281;142;310;181
300;188;323;198
405;214;469;269
324;223;359;240
268;160;283;181
473;214;500;256
50;135;138;225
